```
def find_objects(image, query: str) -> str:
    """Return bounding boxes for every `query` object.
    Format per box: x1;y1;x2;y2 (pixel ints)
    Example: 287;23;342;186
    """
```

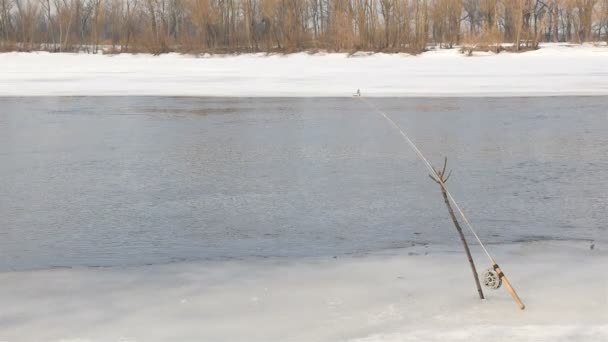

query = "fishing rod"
357;95;525;310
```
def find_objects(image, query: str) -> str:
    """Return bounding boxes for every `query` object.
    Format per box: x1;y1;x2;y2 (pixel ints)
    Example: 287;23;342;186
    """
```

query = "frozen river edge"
1;240;606;341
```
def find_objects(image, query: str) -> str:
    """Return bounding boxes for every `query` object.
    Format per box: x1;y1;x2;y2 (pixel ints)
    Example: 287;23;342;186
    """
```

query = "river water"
1;97;606;270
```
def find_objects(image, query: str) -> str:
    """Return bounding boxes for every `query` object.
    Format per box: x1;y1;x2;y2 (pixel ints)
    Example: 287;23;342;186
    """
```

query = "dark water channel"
1;97;606;270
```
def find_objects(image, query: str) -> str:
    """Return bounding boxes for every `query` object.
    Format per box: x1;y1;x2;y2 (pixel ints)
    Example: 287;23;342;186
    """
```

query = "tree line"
1;0;607;54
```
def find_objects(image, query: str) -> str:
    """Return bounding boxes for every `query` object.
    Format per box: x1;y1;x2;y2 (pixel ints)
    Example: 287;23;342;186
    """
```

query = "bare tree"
429;158;485;300
3;0;608;54
575;0;596;41
0;0;14;46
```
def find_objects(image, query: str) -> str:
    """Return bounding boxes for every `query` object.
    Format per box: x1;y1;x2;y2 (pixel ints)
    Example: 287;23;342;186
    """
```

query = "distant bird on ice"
590;240;595;250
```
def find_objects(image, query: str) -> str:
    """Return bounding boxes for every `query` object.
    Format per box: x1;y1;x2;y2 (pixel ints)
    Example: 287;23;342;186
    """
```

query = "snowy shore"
1;240;606;342
1;43;608;97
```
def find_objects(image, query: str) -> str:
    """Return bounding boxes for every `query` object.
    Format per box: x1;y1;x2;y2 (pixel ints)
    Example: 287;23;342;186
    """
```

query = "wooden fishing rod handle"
493;263;526;310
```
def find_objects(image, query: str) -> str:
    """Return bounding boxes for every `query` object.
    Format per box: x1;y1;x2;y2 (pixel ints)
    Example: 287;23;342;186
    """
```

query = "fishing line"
358;96;494;263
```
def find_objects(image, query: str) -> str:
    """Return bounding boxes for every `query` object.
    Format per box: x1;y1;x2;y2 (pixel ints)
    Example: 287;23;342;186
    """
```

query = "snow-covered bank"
1;241;606;342
1;43;608;97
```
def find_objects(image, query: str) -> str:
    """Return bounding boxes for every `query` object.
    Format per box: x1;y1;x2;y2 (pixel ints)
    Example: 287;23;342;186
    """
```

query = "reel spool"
482;269;502;290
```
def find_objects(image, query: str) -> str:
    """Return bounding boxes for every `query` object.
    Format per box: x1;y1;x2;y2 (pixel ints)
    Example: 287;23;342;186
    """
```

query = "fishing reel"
482;268;502;290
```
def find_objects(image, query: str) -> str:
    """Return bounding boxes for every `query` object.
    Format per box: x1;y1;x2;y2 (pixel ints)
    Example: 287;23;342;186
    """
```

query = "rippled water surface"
1;97;606;270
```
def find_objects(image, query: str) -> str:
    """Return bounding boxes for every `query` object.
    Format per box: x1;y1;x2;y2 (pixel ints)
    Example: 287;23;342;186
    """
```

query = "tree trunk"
552;3;559;42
